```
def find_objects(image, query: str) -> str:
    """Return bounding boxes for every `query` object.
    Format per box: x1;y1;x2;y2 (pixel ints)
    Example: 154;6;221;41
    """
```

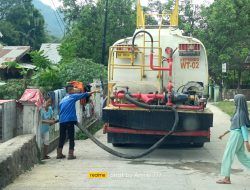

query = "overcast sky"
40;0;214;9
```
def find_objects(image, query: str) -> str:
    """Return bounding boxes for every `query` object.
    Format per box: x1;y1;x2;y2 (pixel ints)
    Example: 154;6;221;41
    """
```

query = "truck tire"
193;143;204;148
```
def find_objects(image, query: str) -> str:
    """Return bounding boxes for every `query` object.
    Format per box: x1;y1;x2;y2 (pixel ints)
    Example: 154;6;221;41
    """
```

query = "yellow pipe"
112;52;115;80
108;47;112;81
140;52;146;80
111;46;155;49
110;64;143;67
170;0;179;26
142;31;146;79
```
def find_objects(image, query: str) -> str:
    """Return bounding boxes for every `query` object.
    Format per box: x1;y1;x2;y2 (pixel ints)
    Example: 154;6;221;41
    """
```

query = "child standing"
40;97;55;160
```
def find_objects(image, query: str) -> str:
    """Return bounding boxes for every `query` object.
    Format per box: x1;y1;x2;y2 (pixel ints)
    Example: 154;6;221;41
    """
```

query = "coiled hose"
75;94;179;159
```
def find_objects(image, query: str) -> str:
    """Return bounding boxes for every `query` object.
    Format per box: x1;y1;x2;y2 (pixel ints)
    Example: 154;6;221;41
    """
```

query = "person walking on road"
56;84;99;160
217;94;250;184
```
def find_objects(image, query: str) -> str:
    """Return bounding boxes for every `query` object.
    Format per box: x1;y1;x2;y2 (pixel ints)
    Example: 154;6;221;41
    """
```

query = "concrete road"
4;104;250;190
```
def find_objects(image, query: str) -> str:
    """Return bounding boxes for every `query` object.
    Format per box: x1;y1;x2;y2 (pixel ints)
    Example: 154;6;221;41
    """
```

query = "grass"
76;121;104;140
214;101;250;116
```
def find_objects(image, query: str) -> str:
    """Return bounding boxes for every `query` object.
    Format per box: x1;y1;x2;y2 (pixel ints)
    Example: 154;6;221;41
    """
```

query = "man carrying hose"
57;84;99;160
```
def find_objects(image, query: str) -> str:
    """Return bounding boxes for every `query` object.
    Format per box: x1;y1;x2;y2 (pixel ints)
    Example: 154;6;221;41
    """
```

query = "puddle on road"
128;160;243;174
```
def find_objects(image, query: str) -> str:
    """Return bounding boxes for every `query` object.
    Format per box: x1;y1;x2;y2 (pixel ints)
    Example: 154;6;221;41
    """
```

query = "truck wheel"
193;143;204;148
112;143;125;147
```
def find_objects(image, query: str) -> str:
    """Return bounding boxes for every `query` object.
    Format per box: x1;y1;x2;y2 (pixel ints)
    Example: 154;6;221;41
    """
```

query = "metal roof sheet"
40;43;61;64
0;46;30;68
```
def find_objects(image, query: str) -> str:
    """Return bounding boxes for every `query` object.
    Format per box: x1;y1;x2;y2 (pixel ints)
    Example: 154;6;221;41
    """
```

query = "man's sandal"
56;154;66;159
42;155;51;160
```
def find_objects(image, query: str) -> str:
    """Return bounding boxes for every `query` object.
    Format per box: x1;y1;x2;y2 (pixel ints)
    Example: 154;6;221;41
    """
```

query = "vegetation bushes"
30;51;108;91
215;101;250;116
0;53;108;99
0;0;47;49
193;0;250;88
60;0;135;65
30;51;107;93
0;79;27;99
58;58;107;86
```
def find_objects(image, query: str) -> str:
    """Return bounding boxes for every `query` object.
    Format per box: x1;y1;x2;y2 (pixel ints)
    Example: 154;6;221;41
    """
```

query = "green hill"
32;0;65;38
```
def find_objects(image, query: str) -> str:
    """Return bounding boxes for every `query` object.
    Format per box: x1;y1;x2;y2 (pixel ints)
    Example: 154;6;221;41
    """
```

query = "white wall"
22;103;40;147
1;101;17;142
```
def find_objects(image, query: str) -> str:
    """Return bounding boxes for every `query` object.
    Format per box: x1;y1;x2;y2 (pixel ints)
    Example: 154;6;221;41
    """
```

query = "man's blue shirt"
59;93;89;124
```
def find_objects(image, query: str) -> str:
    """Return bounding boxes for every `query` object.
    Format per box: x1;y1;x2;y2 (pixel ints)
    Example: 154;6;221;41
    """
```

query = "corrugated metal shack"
0;46;35;79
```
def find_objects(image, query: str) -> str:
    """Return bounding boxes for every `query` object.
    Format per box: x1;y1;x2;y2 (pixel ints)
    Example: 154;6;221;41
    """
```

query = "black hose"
132;30;154;52
75;94;179;159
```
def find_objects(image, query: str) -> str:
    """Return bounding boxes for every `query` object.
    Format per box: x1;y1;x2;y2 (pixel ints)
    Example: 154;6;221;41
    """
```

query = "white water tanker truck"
102;0;213;147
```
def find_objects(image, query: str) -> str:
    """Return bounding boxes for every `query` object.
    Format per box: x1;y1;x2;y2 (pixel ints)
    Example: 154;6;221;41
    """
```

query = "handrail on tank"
136;0;179;29
108;45;163;81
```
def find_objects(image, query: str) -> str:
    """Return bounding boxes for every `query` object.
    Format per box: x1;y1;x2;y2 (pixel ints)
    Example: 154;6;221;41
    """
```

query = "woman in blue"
40;97;55;160
217;94;250;184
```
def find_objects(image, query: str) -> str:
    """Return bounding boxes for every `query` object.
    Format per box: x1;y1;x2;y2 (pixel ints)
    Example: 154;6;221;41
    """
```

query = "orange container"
68;81;86;105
